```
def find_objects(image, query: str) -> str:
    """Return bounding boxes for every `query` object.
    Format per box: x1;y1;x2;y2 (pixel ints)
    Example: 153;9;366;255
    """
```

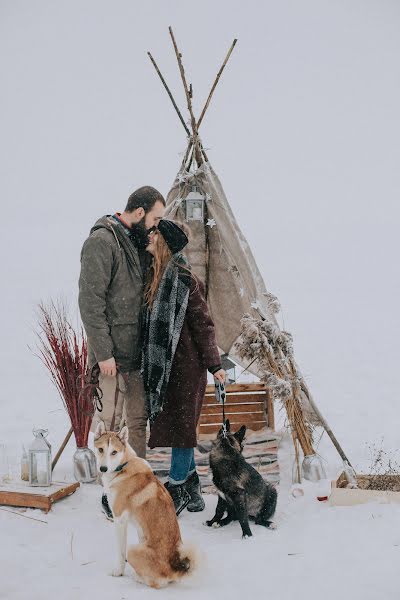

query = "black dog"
206;420;277;538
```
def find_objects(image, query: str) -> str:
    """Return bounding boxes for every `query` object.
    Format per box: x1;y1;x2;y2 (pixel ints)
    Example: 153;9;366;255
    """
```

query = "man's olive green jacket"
78;216;144;373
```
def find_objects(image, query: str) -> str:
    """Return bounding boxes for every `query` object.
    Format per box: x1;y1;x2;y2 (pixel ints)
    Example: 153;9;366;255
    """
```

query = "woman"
142;219;225;515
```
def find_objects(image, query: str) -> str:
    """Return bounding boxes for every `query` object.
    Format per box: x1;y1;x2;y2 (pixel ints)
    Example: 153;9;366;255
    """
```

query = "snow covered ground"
2;401;400;600
2;435;400;600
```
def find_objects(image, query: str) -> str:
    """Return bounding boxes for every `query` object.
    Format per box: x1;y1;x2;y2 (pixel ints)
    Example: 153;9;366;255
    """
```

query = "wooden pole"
197;38;238;130
147;51;190;137
299;377;354;467
52;426;74;472
182;141;193;169
149;32;236;166
266;388;275;431
168;26;202;166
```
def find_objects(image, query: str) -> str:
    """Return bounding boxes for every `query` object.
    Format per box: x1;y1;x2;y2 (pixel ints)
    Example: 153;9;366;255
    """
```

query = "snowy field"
2;414;400;600
1;2;400;599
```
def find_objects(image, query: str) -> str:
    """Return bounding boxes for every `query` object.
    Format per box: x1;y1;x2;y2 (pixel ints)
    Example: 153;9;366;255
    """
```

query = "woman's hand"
213;369;226;383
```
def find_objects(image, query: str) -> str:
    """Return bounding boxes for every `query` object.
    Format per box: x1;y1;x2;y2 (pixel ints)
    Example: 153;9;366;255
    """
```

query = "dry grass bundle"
35;302;94;448
364;442;400;491
235;313;315;456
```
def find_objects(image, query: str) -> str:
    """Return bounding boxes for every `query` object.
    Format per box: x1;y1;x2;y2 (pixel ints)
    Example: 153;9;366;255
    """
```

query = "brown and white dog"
94;422;197;588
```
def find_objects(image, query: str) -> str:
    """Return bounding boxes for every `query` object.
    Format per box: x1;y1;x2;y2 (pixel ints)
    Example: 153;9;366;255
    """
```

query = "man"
79;186;165;517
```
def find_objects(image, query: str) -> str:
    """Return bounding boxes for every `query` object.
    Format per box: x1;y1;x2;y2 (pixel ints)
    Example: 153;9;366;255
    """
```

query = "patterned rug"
146;428;280;493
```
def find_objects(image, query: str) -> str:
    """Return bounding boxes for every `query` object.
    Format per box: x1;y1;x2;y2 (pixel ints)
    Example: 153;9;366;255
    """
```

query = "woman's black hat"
158;219;188;253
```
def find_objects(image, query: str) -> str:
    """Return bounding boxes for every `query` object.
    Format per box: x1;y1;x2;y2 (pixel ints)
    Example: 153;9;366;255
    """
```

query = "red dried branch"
36;301;94;447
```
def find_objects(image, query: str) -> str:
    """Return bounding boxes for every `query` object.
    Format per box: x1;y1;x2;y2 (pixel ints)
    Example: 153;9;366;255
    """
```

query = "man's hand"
213;369;226;384
98;357;117;377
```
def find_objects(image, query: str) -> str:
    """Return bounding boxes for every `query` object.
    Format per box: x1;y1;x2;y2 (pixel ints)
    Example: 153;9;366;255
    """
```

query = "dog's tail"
170;543;200;578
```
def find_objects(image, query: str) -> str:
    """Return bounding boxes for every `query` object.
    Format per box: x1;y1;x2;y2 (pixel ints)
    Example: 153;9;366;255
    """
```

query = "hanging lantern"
185;184;204;221
29;429;52;487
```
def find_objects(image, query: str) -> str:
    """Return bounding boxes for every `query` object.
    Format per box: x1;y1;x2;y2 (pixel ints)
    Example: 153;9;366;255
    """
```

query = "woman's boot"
167;483;190;516
185;471;205;512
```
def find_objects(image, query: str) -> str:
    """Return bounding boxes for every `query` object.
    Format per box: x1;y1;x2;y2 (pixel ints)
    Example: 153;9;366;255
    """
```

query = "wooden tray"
0;480;80;512
330;472;400;506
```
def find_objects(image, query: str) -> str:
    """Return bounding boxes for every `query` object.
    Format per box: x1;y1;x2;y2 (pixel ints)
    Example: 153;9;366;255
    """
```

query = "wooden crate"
330;472;400;506
198;382;274;438
0;480;80;513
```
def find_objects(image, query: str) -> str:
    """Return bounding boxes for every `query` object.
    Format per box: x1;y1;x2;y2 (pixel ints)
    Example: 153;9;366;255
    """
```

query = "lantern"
185;185;204;221
29;429;52;487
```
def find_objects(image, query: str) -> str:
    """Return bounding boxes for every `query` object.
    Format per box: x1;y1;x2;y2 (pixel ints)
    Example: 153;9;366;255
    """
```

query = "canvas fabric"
165;160;278;370
165;158;319;423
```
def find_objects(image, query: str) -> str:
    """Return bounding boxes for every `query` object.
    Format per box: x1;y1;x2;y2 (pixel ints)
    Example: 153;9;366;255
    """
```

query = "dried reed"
364;442;400;492
235;313;315;456
36;302;94;448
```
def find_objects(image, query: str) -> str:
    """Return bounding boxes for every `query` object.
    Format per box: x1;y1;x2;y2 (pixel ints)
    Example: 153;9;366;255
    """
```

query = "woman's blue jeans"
169;447;196;485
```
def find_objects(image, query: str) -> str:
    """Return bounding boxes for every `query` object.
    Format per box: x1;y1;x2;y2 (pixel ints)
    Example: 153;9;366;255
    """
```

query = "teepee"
148;28;351;479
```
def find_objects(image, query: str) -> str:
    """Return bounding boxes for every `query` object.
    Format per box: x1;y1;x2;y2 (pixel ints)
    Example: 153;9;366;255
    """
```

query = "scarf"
142;253;191;423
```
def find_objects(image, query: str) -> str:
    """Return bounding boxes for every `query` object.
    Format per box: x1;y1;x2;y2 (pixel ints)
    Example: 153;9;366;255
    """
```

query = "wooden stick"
292;431;302;483
183;141;193;166
168;27;202;166
266;388;275;430
52;426;74;472
187;142;209;171
147;51;190;137
299;377;354;467
0;507;48;524
197;38;238;130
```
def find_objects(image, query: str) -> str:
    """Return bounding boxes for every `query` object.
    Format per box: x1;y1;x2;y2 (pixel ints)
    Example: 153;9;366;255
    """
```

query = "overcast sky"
1;1;399;449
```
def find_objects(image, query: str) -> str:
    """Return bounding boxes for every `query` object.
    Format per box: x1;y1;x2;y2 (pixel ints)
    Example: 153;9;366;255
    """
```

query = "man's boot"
167;483;190;516
101;494;114;521
185;471;205;512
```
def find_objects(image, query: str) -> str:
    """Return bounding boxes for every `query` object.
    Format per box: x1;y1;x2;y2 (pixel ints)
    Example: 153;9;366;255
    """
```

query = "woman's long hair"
144;234;172;309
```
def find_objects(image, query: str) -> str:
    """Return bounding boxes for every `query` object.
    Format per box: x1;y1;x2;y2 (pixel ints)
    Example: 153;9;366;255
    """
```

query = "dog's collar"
114;461;129;473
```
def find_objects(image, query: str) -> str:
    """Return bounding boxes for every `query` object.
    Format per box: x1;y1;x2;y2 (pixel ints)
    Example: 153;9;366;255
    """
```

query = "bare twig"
147;51;190;136
169;26;202;166
0;507;48;524
364;442;400;491
52;426;74;472
197;38;237;129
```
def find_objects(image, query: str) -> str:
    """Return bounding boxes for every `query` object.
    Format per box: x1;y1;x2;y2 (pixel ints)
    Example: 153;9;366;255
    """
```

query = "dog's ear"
94;420;106;440
118;425;129;445
234;425;246;444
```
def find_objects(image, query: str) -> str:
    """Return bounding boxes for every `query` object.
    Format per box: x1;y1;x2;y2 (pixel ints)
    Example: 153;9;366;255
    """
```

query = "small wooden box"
0;480;80;512
330;472;400;506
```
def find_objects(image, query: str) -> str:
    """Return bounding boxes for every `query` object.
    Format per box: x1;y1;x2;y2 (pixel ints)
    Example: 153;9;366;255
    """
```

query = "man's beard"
129;218;154;249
